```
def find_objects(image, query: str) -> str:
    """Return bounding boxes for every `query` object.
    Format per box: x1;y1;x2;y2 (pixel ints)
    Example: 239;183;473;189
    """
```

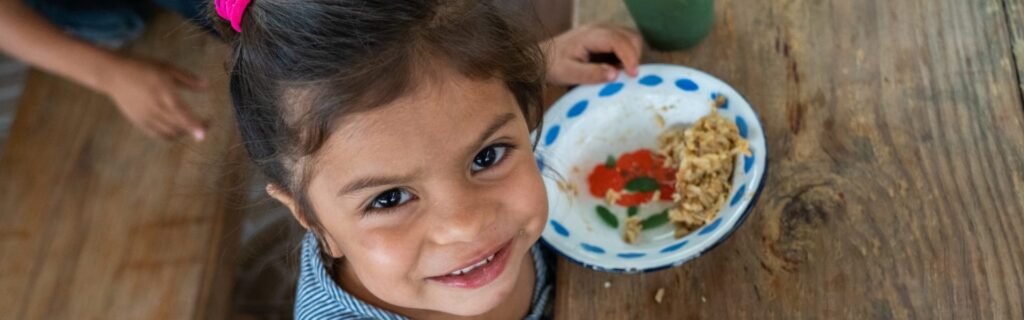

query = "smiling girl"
211;0;639;318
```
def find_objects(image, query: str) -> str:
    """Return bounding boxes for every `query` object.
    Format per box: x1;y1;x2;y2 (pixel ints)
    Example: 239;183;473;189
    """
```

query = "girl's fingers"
557;61;619;84
616;27;644;59
162;94;207;141
583;29;641;77
611;30;642;76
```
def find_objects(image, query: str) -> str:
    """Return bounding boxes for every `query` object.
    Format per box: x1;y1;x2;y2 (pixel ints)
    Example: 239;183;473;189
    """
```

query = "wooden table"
557;0;1024;318
0;14;244;319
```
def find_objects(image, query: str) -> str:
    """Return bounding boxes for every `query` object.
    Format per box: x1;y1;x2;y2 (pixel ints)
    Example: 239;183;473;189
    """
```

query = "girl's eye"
369;188;413;210
471;144;510;173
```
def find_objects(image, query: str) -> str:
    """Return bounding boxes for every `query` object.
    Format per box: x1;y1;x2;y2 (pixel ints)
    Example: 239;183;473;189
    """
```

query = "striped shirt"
294;233;554;319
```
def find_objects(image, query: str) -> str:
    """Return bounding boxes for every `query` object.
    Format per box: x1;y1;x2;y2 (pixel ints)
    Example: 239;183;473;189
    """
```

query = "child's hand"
542;24;643;85
100;56;209;141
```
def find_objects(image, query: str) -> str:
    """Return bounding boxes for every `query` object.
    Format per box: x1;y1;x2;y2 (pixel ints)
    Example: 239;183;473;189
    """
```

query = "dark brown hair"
211;0;546;261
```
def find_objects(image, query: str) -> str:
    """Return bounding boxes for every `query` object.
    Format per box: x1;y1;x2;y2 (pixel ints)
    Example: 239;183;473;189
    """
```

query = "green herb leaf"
605;155;616;168
625;177;660;192
627;206;639;217
595;205;619;228
642;210;669;230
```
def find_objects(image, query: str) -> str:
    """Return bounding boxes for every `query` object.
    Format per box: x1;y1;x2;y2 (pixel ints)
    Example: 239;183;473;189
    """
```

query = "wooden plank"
0;13;244;320
562;0;1024;318
1007;0;1024;102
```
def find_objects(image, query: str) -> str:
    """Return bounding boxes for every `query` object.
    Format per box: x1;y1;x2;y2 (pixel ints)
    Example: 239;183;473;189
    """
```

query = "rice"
658;109;750;238
556;180;578;197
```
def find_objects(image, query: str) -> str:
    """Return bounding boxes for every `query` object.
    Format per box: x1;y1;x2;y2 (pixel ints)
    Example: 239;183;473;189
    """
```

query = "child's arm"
541;24;643;85
0;0;207;140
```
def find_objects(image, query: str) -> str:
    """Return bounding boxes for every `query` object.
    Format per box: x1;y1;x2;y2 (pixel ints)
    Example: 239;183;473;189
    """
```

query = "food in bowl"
658;108;750;239
583;99;750;244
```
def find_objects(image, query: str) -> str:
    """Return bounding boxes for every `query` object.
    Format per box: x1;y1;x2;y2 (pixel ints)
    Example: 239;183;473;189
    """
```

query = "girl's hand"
100;56;209;141
542;24;643;85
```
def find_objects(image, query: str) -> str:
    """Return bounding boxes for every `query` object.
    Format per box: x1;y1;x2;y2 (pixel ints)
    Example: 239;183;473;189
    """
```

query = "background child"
0;0;212;140
212;0;639;318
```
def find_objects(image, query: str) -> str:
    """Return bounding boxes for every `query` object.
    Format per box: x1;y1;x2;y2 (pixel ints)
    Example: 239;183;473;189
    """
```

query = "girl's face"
281;69;548;316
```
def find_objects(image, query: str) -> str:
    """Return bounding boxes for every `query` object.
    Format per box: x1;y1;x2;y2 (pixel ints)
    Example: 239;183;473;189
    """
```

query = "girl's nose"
428;182;498;245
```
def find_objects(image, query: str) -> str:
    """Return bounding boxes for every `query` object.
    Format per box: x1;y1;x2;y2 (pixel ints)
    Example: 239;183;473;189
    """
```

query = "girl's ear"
266;184;308;229
266;184;345;258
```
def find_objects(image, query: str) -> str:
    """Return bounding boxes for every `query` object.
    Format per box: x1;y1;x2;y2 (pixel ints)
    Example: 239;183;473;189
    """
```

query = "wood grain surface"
0;13;244;320
1007;0;1024;101
557;0;1024;318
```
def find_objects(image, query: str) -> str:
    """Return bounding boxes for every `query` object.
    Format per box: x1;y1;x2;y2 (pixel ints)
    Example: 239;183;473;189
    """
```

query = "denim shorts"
25;0;210;48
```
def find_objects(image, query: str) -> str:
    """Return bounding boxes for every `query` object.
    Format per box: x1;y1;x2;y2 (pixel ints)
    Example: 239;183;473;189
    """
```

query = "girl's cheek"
509;156;549;235
348;232;424;294
357;226;423;266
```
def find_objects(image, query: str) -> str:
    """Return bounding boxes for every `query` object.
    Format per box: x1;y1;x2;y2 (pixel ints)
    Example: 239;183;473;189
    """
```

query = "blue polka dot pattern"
581;243;606;254
660;241;689;253
735;116;748;138
675;78;699;91
599;82;624;97
549;220;569;237
730;184;747;206
536;156;545;171
567;100;588;118
545;125;560;146
617;252;646;259
697;218;722;236
638;75;663;86
744;154;754;173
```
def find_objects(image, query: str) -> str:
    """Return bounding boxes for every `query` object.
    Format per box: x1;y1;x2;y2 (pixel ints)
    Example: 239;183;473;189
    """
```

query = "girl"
212;0;640;319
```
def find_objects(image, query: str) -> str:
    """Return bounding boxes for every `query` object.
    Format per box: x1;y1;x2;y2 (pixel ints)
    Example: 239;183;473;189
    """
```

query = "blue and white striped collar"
294;232;553;320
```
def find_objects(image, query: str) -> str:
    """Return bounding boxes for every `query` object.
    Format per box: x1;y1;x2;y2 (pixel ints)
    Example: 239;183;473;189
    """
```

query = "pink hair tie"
215;0;252;33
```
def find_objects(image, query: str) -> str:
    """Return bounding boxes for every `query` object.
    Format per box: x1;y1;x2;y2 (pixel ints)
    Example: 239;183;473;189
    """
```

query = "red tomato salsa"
587;149;675;207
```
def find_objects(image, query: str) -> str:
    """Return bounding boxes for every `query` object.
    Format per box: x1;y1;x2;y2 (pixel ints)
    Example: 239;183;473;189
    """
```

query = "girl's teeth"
449;253;497;276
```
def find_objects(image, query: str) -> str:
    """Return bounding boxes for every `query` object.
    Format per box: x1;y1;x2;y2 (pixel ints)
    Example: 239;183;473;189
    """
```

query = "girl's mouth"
427;237;515;289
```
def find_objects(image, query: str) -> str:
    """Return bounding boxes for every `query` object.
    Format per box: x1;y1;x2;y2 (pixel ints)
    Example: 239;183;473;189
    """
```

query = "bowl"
535;64;768;273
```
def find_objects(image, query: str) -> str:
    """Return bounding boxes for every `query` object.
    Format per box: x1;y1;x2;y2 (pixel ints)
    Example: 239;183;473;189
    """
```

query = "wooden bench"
0;13;244;319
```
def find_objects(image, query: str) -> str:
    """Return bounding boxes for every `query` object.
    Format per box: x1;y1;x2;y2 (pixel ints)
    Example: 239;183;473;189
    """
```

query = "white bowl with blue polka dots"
535;64;768;273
